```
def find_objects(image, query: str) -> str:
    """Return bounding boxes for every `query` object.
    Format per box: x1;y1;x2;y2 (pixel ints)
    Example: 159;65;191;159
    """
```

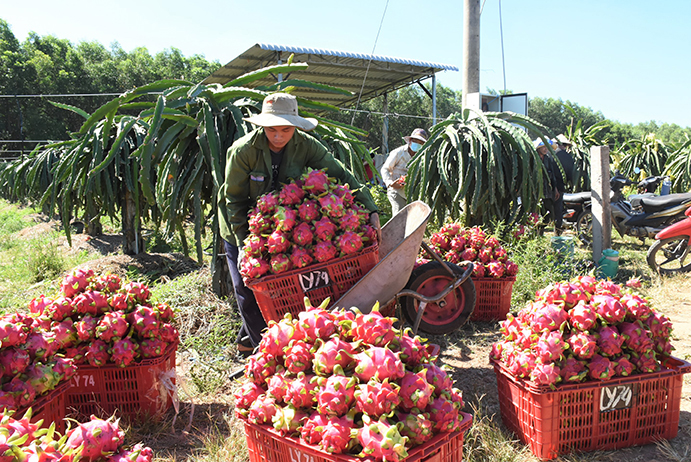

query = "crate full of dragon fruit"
247;242;379;323
242;411;472;462
65;342;176;422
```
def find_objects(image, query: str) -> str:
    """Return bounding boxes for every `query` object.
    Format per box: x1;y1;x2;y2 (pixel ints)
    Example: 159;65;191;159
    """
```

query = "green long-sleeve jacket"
218;128;378;247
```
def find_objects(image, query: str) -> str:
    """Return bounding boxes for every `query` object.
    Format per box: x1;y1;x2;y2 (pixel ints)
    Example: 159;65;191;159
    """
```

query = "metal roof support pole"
382;92;389;155
432;73;437;125
462;0;481;109
277;52;283;83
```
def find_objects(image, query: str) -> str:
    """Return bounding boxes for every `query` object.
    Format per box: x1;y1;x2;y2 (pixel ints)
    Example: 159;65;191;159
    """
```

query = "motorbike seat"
639;193;691;213
563;191;591;203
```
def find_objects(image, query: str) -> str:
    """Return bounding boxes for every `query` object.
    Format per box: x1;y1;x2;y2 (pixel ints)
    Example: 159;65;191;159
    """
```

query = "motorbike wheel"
646;237;691;275
402;261;476;335
576;210;593;246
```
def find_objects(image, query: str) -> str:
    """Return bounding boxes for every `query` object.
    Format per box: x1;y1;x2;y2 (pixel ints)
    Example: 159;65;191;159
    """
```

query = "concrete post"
462;0;481;109
591;146;611;262
382;92;389;156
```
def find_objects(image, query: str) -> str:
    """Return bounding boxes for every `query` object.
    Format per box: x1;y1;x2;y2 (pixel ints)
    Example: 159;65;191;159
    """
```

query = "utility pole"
462;0;481;110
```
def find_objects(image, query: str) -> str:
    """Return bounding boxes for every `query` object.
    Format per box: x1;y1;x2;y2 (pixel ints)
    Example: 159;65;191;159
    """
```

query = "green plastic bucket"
598;248;619;279
551;236;574;261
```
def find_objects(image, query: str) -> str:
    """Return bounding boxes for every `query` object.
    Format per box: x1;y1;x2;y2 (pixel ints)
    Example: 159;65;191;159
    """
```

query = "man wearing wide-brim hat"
218;92;380;353
381;128;429;215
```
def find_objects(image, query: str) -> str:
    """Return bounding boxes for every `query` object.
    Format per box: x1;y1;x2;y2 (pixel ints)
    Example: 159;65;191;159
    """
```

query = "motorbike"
646;204;691;275
575;172;691;245
562;173;668;230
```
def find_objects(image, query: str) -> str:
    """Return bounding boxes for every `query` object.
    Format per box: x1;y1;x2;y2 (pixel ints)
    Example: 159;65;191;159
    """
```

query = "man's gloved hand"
237;248;245;272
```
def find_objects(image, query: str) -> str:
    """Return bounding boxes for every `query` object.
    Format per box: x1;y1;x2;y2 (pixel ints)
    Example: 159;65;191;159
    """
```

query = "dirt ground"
20;218;691;461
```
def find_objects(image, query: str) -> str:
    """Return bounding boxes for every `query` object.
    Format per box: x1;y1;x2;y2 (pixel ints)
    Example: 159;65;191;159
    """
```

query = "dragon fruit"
109;293;129;311
245;353;278;386
316;371;357;417
0;348;30;376
96;312;129;342
319;193;345;219
233;382;266;411
65;345;89;365
350;303;395;347
28;295;53;315
24;362;62;395
258;318;297;358
73;292;98;316
338;209;362;232
620;293;652;321
531;302;568;332
296;298;336;342
592;294;626;324
139;339;168;359
588;354;615;381
51;318;78;349
355;379;401;417
301;168;331;195
535;331;568;363
530;362;561;387
505;260;519;276
613;356;636;376
559;357;587;383
266;371;291;403
631;350;660;373
51;355;77;380
22;332;57;361
354;347;405;382
158;323;179;344
313;240;338;262
273;404;309;438
273;206;298;232
241;257;271;279
86;340;110;367
478;246;493;264
450;234;467;251
313;337;355;375
397;411;434;447
284;372;318;408
247;395;278;424
487;260;505;278
336;231;364;255
108;443;154;462
91;273;122;294
645;311;673;339
332;183;355;206
355;414;409;462
267;229;291;254
300;411;331;445
460;248;477;261
321;413;356;454
430;232;451;251
471;263;486;277
618;321;655;355
290;246;313;269
110;338;139;368
596;326;624;357
568;301;597;331
47;296;75;321
0;319;28;348
131;306;160;338
278;183;306;206
243;234;267;257
60;268;93;297
566;332;597;360
298;199;321;222
314;217;338;241
3;377;36;408
392;330;428;367
256;192;279;214
398;370;434;411
424;363;453;396
292;222;314;247
75;315;100;341
248;211;271;234
427;394;461;432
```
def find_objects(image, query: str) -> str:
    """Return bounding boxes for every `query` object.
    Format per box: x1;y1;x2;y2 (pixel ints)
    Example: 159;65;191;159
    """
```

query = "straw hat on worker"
243;93;318;131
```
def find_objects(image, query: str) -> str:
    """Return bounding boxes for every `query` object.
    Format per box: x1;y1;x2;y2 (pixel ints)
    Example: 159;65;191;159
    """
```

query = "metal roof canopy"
203;43;459;111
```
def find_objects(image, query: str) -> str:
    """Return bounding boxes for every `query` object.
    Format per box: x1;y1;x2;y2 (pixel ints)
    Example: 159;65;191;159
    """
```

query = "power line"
0;93;122;98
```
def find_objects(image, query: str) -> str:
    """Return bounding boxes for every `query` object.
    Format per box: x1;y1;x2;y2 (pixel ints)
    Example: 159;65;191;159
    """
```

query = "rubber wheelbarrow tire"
402;261;476;335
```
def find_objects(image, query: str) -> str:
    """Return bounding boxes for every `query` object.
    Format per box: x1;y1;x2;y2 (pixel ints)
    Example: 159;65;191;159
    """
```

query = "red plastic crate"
492;356;691;460
242;412;472;462
66;343;176;422
248;243;379;323
16;380;70;433
469;276;515;322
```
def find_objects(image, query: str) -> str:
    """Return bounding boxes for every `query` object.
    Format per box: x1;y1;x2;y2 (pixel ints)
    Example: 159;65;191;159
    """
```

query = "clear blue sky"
3;0;691;127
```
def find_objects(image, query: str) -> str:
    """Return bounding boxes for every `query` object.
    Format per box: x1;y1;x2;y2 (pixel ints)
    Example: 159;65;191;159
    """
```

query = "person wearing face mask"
380;128;429;215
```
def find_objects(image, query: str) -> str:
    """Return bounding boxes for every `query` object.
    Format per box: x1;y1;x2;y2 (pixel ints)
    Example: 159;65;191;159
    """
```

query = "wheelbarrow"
332;201;476;336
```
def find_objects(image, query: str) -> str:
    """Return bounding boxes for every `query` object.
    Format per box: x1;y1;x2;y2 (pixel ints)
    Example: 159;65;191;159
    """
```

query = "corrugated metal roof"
203;43;458;109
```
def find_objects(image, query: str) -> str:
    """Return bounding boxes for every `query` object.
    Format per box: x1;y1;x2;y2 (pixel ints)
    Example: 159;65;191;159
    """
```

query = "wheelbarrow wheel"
402;261;476;335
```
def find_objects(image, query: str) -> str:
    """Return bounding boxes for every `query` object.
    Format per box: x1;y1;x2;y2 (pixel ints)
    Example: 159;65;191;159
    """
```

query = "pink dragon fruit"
267;229;291;254
110;338;139;368
504;260;519;276
256;192;279;214
89;290;110;314
234;382;266;410
460;248;477;261
290;246;313;269
392;329;428;368
316;371;357;417
107;443;154;462
109;293;129;311
336;231;364;255
530;362;561;387
631;350;660;373
248;211;271;234
296;298;336;342
397;411;434;447
646;311;673;340
450;234;467;251
332;183;355;206
247;394;278;424
440;222;462;237
96;312;129;342
3;377;37;408
620;293;652;321
535;331;568;363
0;318;28;348
273;206;298;232
24;362;62;395
60;268;94;297
86;340;110;367
559;357;587;383
471;263;486;277
531;302;569;332
319;193;345;219
91;273;122;294
28;295;53;315
430;232;451;251
278;183;306;206
313;240;338;262
158;323;179;344
592;294;626;324
75;315;100;341
478;246;493;264
243;234;267;257
355;379;401;417
301;168;331;195
284;372;318;408
487;260;505;278
320;413;356;454
241;257;271;279
354;347;405;382
350;303;395;347
47;296;75;321
300;411;331;445
245;353;278;386
573;274;598;295
21;332;57;361
427;394;461;432
424;363;454;396
568;301;597;331
73;292;98;316
355;414;409;462
292;222;314;247
595;280;621;297
588;354;615;381
0;348;30;376
313;337;355;375
51;355;77;380
129;306;160;339
270;253;293;273
266;371;291;403
613;356;636;376
314;216;338;241
298;199;321;222
398;370;435;411
272;404;309;437
618;321;655;355
566;332;597;359
123;282;150;303
338;209;362;232
596;325;624;356
258;318;297;358
139;339;168;359
65;344;89;365
51;318;78;349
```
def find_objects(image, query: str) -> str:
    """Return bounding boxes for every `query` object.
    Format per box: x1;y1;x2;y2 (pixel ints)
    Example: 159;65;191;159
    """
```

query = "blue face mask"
409;142;422;153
